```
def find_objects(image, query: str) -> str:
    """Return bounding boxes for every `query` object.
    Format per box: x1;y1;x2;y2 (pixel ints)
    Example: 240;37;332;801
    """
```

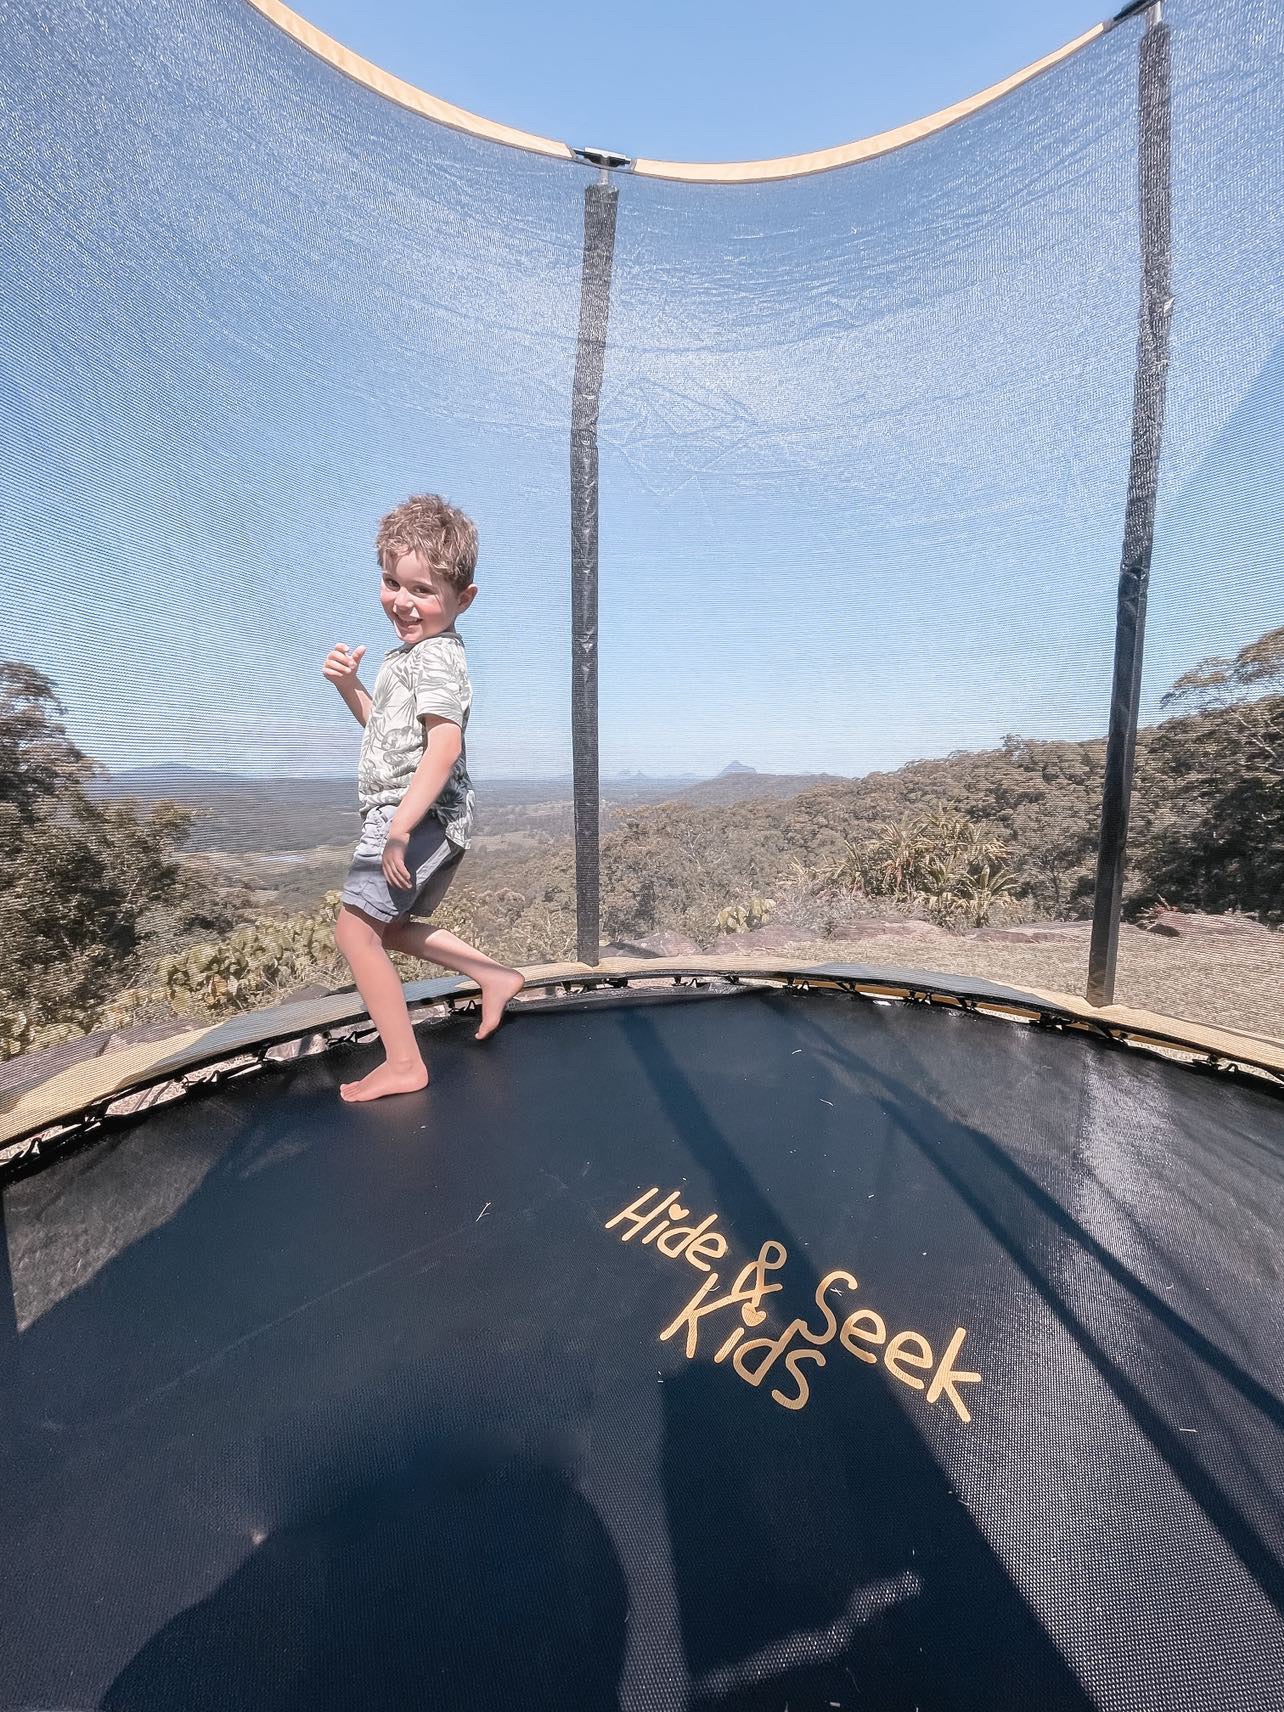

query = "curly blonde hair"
375;493;478;594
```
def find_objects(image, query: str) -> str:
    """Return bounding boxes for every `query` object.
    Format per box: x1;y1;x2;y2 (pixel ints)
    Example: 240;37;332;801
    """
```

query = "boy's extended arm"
339;679;374;727
388;717;463;839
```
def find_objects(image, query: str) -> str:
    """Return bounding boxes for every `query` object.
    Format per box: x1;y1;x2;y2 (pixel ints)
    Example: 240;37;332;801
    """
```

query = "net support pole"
569;161;621;967
0;1200;16;1362
1087;2;1173;1006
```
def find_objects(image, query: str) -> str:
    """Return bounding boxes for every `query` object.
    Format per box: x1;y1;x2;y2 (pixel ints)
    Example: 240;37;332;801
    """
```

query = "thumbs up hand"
322;643;367;687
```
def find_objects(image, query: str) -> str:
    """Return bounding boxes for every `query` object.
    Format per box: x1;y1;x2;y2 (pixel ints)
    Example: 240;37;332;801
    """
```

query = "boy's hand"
382;830;412;890
322;643;367;687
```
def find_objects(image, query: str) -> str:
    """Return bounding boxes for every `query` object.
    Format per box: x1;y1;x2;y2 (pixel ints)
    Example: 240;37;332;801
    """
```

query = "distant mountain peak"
115;762;204;778
718;761;757;776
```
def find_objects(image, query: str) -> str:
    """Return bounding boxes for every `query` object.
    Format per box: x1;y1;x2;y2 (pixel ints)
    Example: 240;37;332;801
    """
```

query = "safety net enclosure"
2;0;1284;1705
0;0;1280;1073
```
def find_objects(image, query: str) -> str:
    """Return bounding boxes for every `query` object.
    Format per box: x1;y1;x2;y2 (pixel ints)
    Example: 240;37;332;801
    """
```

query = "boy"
324;493;524;1104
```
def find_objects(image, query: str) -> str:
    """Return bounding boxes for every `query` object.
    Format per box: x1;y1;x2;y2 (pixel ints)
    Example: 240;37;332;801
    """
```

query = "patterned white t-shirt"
356;629;474;848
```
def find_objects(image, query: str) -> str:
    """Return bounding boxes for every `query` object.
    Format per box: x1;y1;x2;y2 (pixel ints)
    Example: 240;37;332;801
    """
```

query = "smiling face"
379;549;476;645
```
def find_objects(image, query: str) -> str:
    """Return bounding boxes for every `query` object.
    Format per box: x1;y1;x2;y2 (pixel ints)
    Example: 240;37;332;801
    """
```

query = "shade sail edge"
243;0;577;160
243;0;1110;181
632;23;1111;182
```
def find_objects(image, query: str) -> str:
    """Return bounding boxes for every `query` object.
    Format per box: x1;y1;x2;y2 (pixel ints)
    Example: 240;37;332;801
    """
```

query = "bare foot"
340;1059;430;1103
476;968;526;1040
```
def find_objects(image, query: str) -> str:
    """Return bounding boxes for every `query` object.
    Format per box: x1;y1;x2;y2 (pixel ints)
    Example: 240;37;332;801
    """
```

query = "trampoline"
3;0;1284;1705
2;965;1283;1709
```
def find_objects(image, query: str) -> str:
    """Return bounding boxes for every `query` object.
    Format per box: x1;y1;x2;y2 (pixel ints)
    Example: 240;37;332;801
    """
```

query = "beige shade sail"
245;0;1109;182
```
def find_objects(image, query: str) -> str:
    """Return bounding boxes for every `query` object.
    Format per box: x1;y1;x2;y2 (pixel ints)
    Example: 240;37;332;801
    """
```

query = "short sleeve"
413;637;467;727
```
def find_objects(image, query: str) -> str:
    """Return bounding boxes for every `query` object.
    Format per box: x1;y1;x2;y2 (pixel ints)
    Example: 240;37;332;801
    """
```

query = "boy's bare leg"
382;921;525;1040
334;903;430;1102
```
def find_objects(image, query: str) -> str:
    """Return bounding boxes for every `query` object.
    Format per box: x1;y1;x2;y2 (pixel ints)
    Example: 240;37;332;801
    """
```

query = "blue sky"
1;0;1280;783
296;0;1105;165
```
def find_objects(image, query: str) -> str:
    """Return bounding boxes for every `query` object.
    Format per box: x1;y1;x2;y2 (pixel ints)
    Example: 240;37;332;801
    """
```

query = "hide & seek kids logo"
605;1186;981;1422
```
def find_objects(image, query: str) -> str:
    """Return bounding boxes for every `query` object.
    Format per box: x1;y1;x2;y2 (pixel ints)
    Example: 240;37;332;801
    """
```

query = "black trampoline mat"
2;986;1282;1711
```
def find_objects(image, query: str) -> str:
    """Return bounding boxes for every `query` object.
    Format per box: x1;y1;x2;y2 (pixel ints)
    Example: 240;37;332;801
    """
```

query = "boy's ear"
457;584;479;614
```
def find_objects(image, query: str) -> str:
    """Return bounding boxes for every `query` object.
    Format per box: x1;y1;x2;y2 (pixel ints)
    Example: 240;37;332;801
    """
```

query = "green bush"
828;807;1017;928
156;892;348;1013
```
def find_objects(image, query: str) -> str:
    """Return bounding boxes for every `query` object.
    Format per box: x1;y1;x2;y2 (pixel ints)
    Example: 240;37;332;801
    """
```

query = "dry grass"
737;929;1284;1041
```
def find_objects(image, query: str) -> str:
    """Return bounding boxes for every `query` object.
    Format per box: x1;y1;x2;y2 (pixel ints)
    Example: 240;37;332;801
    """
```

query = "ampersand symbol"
736;1241;788;1327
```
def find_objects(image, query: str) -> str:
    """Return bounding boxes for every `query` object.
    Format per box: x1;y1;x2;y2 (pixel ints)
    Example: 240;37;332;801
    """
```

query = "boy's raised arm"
322;643;372;726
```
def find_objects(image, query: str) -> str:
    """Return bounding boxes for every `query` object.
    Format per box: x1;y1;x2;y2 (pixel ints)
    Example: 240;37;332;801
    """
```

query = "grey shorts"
339;805;464;924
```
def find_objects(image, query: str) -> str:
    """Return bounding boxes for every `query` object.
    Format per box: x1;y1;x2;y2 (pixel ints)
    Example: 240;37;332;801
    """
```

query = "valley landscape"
4;635;1280;1075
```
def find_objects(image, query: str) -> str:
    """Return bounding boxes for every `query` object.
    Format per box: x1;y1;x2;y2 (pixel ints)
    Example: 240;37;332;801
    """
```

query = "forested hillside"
1;629;1279;1056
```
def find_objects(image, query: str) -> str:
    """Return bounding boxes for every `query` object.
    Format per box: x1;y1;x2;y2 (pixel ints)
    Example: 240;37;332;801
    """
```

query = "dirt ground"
748;928;1283;1041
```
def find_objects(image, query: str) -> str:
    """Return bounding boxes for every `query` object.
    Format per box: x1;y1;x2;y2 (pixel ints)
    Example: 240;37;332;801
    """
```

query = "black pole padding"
1087;9;1172;1006
570;178;619;967
0;1198;17;1367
